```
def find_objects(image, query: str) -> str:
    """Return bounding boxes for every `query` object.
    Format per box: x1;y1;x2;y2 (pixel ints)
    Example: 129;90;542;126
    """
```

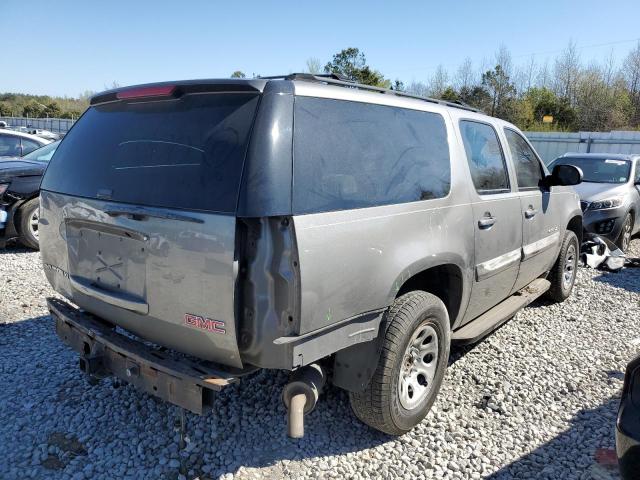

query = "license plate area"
66;220;147;300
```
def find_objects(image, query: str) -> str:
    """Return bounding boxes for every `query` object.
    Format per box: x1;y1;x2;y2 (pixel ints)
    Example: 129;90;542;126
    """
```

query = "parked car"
19;128;61;141
0;128;51;158
617;353;640;479
40;75;582;438
548;153;640;251
0;140;59;249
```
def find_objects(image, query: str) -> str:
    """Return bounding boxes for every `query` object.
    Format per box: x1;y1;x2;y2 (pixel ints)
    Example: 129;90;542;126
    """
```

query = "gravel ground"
1;239;639;480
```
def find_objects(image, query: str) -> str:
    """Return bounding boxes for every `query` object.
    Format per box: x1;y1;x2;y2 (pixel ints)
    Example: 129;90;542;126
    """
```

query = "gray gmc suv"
40;74;583;437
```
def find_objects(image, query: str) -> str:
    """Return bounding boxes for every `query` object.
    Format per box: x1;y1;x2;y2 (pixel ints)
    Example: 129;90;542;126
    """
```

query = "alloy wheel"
29;209;39;240
398;321;439;410
622;216;632;251
562;243;576;290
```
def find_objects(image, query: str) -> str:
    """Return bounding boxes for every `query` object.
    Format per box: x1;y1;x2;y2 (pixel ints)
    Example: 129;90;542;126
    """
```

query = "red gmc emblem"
184;314;226;334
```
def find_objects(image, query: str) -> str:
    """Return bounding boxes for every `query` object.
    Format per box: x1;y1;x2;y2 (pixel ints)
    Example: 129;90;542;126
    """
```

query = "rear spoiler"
90;79;267;106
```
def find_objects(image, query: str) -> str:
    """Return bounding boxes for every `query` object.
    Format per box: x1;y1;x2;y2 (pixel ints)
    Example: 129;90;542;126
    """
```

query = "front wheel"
349;291;450;435
616;213;633;252
545;230;579;303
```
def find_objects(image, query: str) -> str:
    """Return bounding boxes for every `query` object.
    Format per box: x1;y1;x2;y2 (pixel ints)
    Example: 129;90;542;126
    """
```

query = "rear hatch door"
40;85;260;368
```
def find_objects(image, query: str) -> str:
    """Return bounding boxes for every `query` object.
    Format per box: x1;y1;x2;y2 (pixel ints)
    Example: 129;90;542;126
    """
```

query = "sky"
2;0;640;98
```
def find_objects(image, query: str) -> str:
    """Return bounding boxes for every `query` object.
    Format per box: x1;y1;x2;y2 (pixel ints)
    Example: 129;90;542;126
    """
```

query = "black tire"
349;291;451;435
545;230;579;303
17;198;40;250
616;212;633;252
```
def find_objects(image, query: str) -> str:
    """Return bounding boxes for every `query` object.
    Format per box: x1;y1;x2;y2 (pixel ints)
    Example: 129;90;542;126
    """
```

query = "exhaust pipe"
282;363;326;438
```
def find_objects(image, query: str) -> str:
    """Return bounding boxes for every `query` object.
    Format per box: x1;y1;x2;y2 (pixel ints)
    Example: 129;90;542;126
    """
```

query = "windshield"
549;157;631;184
22;140;60;162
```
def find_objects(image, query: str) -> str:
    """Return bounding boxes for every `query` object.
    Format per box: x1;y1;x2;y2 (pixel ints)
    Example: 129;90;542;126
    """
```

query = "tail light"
116;85;176;100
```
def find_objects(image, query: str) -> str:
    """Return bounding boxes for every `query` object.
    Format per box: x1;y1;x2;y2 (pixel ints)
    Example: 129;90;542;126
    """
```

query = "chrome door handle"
478;216;496;229
525;207;538;219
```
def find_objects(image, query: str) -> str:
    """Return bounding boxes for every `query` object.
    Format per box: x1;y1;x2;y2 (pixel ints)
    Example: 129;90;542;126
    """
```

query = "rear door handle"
478;215;496;229
105;207;204;224
525;207;538;219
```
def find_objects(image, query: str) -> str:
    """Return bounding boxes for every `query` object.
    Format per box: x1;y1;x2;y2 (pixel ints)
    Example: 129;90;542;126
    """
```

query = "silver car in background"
549;153;640;251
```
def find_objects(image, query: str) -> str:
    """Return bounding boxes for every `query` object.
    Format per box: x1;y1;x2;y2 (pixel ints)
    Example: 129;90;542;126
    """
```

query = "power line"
514;38;640;59
395;37;640;76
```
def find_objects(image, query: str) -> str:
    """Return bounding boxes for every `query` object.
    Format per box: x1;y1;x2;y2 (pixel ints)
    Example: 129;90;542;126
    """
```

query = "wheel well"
396;264;463;327
566;215;582;244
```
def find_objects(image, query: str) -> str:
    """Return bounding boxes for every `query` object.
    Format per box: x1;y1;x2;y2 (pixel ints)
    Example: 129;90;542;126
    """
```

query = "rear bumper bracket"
48;297;244;415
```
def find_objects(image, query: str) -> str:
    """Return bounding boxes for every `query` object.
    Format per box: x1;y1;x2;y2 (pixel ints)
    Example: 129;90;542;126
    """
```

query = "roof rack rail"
259;73;482;113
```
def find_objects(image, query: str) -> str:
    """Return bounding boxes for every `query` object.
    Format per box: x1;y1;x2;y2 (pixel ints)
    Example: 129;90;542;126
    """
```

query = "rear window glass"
293;97;450;214
41;93;259;213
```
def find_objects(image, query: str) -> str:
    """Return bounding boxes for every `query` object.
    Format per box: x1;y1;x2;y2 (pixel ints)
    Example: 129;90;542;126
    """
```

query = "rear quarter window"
293;97;451;214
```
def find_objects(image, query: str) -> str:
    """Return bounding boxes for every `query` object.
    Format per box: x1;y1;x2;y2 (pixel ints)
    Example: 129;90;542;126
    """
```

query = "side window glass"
293;97;451;213
0;135;22;156
505;129;544;189
459;120;510;193
635;163;640;183
21;139;42;156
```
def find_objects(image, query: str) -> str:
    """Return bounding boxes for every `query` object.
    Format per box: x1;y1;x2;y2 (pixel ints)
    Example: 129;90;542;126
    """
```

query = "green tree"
458;85;491;112
59;110;81;120
524;87;576;129
482;65;516;119
22;101;45;118
0;101;11;116
230;71;246;78
44;102;62;118
439;87;459;102
622;42;640;127
324;48;389;87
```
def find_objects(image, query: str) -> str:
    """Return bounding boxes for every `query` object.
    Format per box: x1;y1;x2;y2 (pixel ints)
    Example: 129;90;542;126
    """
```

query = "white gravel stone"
1;239;639;479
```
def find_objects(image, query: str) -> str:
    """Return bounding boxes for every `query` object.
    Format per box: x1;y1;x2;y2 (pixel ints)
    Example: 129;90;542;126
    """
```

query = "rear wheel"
349;291;450;435
546;230;579;303
18;198;40;250
616;213;633;252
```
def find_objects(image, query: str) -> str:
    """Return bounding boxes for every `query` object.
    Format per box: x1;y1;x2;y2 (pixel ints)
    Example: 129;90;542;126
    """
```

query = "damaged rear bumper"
48;297;249;415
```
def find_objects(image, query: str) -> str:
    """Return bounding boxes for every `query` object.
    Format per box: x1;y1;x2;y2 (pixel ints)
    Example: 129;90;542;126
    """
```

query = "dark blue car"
0;140;59;249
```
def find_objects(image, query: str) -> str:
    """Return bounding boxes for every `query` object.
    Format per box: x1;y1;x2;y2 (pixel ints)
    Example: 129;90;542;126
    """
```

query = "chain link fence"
526;131;640;164
0;116;76;134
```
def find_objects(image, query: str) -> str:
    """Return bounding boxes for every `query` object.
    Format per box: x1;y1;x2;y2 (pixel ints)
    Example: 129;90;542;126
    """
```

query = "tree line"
295;43;640;132
302;43;640;132
0;92;91;120
3;42;640;132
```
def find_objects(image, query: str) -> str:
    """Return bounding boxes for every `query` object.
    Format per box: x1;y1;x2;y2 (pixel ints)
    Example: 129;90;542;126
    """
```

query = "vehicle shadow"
486;397;622;480
0;314;394;480
593;268;640;294
0;242;34;255
1;313;625;479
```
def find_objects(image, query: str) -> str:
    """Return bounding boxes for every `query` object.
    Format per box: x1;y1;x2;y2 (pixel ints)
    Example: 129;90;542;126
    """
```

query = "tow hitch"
282;363;326;438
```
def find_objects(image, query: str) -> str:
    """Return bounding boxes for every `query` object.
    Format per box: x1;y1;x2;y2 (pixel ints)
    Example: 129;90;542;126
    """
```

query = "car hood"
572;182;629;202
0;159;45;181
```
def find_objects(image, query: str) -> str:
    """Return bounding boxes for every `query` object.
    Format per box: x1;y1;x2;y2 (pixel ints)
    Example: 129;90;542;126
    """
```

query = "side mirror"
546;164;583;187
